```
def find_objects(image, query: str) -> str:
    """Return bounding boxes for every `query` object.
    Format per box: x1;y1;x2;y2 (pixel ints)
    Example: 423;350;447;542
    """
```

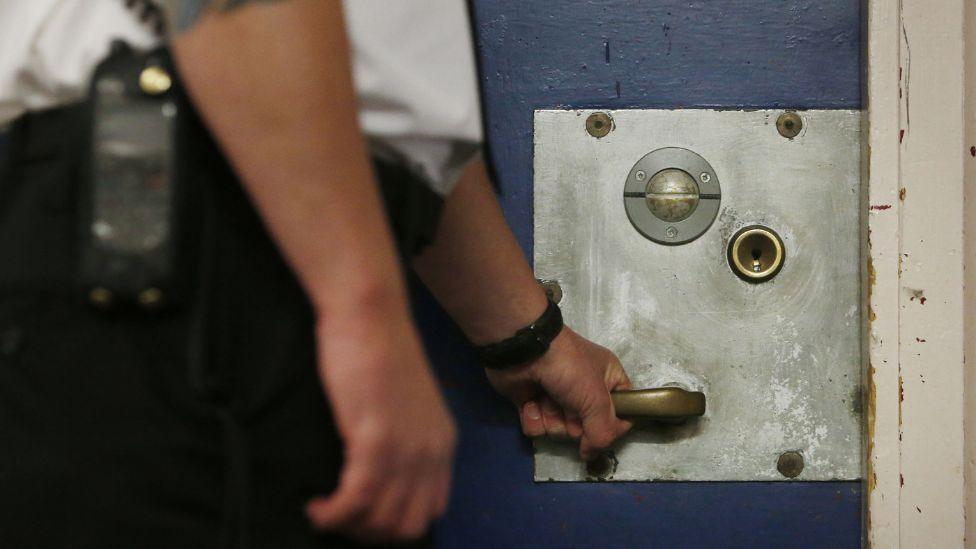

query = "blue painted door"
420;2;862;547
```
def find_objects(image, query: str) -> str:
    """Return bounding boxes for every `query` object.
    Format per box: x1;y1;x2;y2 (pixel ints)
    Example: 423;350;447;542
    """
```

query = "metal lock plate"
533;109;861;481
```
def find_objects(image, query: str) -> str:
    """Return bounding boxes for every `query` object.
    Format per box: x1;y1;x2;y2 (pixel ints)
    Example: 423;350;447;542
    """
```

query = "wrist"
316;301;426;387
474;297;564;370
314;283;417;358
464;287;549;346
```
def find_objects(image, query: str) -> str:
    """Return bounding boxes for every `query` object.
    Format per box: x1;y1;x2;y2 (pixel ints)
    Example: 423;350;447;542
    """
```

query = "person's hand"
305;309;456;543
485;327;632;460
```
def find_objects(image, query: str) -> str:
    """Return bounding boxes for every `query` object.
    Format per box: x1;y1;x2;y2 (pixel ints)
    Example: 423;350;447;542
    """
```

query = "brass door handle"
611;388;706;420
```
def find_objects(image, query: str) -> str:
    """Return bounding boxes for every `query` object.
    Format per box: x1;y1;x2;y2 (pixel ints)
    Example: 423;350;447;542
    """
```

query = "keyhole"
728;226;785;283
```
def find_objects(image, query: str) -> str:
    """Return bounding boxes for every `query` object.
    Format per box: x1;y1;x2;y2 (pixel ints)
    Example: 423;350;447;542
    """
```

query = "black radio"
79;41;192;311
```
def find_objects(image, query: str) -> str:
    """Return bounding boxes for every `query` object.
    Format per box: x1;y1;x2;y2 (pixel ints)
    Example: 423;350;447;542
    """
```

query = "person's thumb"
577;391;623;460
305;463;372;529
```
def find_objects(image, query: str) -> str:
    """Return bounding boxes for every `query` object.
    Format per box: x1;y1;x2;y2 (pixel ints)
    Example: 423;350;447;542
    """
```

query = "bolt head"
777;451;804;478
537;279;563;304
776;112;803;138
585;112;614;138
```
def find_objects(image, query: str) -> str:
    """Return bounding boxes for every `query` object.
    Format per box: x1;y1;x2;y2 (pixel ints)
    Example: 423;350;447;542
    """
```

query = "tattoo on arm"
158;0;285;34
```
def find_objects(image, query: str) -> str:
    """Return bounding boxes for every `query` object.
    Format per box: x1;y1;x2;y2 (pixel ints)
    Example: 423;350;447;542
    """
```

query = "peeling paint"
901;21;912;131
908;288;927;305
866;362;878;494
865;239;877;502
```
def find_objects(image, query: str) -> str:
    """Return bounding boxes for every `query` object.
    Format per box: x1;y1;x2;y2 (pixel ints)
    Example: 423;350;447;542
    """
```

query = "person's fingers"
566;414;583;439
574;354;636;459
520;400;546;437
610;374;633;392
397;479;435;541
352;477;412;541
540;396;569;438
305;463;375;530
606;361;633;392
431;463;453;519
576;391;621;461
604;362;635;440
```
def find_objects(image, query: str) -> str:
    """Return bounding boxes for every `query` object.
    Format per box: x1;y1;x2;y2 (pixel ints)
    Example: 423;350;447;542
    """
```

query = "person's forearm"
171;0;409;321
417;162;632;460
413;158;549;345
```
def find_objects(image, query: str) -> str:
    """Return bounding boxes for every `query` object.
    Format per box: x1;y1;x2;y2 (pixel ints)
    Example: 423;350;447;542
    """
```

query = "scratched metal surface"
532;109;861;481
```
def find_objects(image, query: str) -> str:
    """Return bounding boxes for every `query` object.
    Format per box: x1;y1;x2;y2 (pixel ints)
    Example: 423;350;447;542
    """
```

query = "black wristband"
474;299;564;369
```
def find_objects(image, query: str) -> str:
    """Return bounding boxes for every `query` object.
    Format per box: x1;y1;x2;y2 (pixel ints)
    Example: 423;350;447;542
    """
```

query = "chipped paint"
908;288;926;304
865;0;907;544
888;0;970;545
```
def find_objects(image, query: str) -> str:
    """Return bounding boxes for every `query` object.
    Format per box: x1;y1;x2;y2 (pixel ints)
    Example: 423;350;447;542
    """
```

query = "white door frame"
865;0;975;546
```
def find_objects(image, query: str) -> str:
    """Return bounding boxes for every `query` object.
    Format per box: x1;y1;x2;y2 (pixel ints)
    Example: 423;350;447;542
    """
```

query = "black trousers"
0;106;435;549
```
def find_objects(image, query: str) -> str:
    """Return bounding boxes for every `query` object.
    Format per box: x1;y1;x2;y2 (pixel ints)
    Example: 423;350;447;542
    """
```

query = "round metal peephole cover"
623;148;721;245
727;225;786;283
645;168;700;222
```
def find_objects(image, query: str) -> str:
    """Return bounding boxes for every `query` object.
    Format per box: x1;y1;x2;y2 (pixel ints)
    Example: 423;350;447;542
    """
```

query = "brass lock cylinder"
728;225;785;282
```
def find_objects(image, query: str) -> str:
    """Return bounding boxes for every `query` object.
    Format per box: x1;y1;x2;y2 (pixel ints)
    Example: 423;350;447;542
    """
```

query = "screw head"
635;170;646;181
699;172;711;183
776;112;803;139
777;451;804;478
585;112;613;138
666;226;679;238
537;279;563;304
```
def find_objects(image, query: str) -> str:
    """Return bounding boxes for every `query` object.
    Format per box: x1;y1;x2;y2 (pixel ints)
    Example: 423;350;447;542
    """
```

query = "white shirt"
0;0;482;194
